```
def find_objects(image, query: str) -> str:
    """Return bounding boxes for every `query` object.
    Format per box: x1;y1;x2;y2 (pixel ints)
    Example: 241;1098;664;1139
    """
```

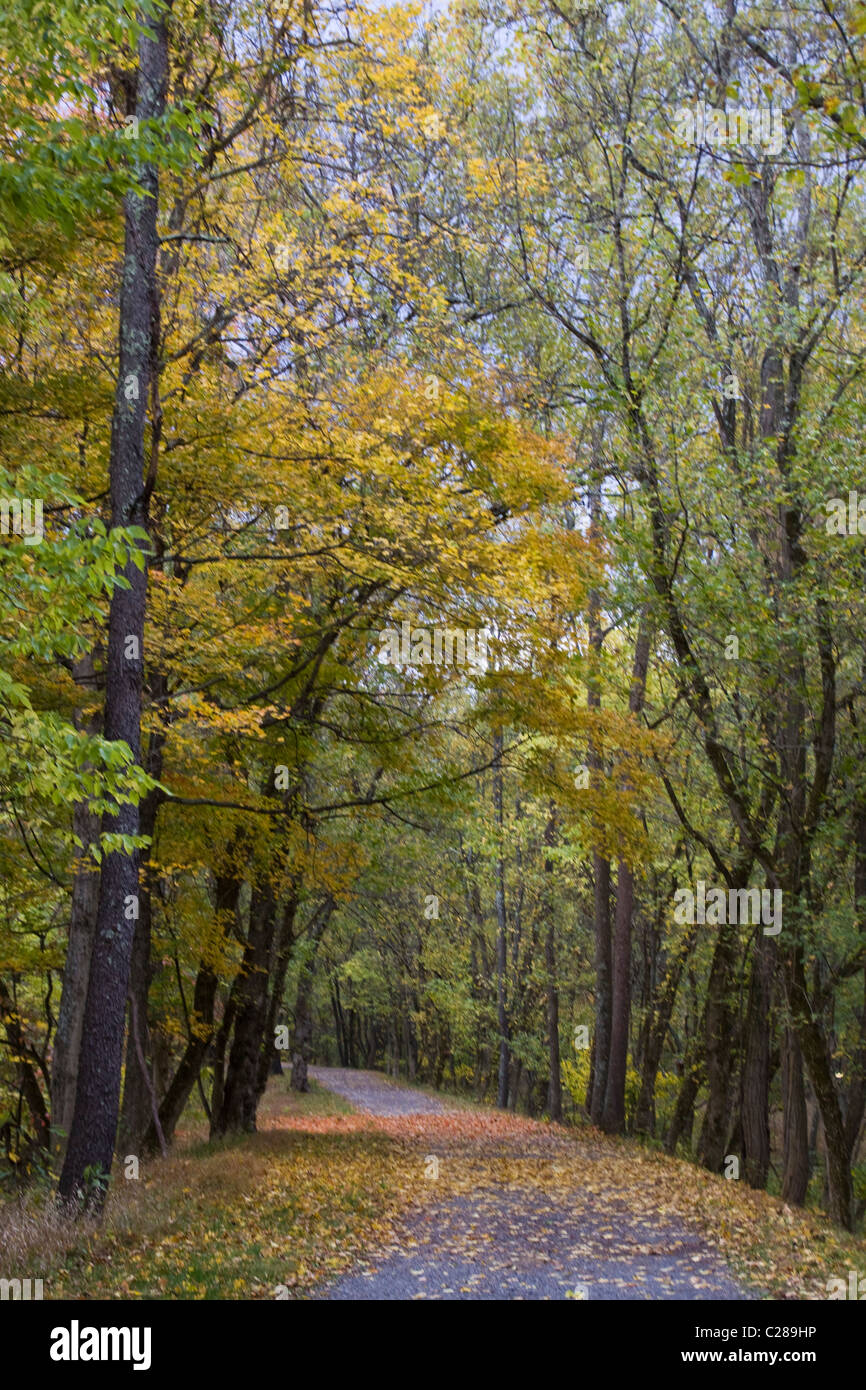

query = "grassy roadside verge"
0;1080;422;1300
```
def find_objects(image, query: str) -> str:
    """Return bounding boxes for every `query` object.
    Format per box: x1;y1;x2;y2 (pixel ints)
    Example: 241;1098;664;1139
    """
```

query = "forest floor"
2;1069;864;1300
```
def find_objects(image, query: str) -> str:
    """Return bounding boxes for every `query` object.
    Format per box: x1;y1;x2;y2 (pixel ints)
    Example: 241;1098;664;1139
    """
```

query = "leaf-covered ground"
308;1070;863;1300
3;1072;864;1300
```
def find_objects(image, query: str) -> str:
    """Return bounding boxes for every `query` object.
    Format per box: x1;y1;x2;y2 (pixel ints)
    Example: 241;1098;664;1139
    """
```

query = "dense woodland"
2;0;866;1236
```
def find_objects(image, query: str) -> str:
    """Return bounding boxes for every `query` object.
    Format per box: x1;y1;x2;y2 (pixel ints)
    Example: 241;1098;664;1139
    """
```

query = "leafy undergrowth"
2;1078;863;1299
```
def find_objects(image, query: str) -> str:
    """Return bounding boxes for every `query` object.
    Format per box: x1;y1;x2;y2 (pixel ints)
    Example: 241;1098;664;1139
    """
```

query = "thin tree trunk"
290;898;333;1092
601;619;650;1134
844;792;866;1157
666;1059;702;1155
256;890;301;1099
586;475;611;1123
0;977;50;1150
209;988;237;1136
145;866;242;1148
545;920;562;1122
666;992;707;1155
781;1025;809;1204
542;804;562;1120
635;918;697;1136
786;945;853;1227
601;858;634;1134
493;726;509;1109
151;963;218;1150
214;882;277;1134
588;856;611;1123
331;979;348;1066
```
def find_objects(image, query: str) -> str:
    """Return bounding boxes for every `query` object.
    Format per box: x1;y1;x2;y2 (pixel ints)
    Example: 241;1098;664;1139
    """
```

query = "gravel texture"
308;1066;455;1116
310;1067;754;1302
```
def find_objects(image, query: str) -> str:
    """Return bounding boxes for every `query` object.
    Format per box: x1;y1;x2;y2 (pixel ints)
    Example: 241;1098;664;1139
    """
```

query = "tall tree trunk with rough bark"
58;6;167;1206
118;721;165;1154
741;933;774;1188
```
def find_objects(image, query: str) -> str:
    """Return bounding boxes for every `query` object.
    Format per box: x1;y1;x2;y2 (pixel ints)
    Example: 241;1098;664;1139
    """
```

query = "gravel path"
308;1066;455;1116
310;1067;754;1302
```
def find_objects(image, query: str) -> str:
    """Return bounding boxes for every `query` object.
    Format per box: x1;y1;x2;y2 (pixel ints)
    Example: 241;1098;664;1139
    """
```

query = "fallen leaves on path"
280;1105;865;1300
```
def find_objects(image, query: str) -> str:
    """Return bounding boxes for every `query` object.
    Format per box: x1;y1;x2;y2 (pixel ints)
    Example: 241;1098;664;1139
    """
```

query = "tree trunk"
144;863;242;1149
585;476;611;1125
543;805;562;1121
58;6;167;1206
588;855;611;1123
51;783;100;1163
601;858;634;1134
208;988;237;1135
545;922;562;1122
697;918;738;1172
844;792;866;1158
666;1059;702;1155
741;932;774;1188
150;963;218;1150
118;724;165;1154
666;993;707;1155
493;726;509;1109
780;1025;809;1204
213;883;277;1134
635;918;697;1136
0;977;50;1150
601;619;650;1135
256;891;301;1099
786;946;853;1227
290;899;333;1092
331;979;348;1065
